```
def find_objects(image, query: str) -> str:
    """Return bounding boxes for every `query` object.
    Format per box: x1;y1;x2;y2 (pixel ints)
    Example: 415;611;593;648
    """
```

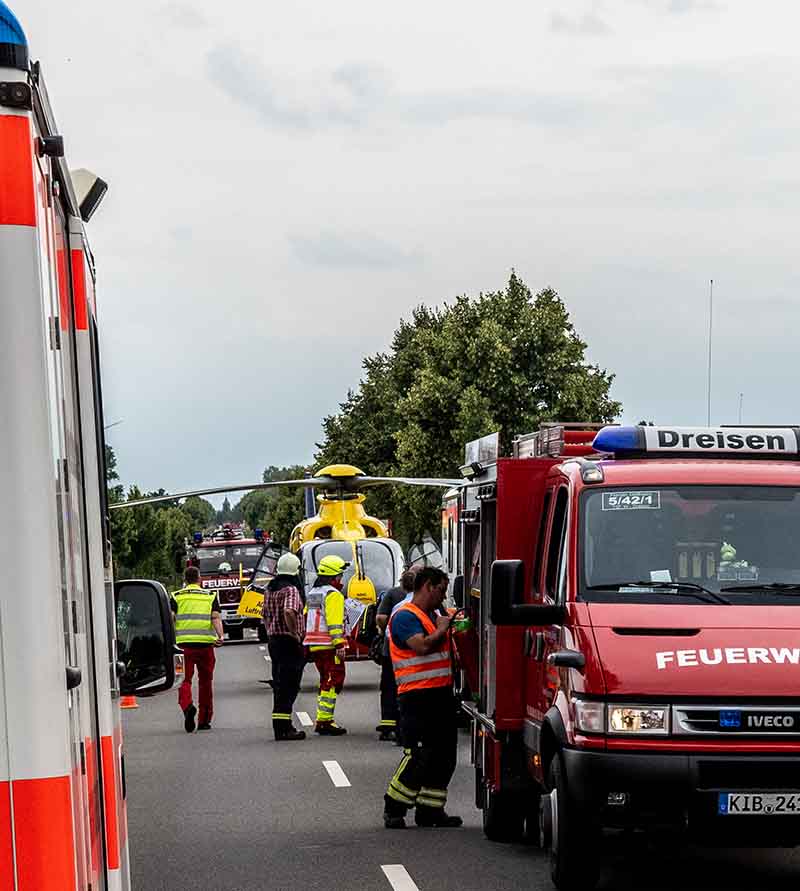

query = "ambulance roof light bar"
0;1;27;70
593;425;800;459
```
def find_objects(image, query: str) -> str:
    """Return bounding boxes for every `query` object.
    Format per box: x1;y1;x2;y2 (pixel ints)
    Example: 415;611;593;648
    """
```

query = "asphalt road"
123;637;800;891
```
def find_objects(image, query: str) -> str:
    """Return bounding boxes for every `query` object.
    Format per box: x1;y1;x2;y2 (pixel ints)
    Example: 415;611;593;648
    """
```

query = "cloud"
550;11;611;35
288;232;424;271
206;43;589;131
638;0;722;12
161;2;207;29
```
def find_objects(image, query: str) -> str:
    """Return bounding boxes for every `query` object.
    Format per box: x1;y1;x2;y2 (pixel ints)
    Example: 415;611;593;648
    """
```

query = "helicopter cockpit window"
303;541;356;592
357;539;404;594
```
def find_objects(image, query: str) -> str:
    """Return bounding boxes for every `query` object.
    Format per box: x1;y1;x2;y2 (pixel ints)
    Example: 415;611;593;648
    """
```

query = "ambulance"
452;423;800;890
0;6;176;889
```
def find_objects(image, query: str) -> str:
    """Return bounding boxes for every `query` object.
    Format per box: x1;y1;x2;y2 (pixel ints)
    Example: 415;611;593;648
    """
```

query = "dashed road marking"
322;760;351;788
381;865;419;891
263;654;271;663
258;646;266;651
297;711;313;727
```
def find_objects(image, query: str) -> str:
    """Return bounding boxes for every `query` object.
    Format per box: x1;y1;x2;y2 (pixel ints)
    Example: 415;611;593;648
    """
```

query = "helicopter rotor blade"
110;477;326;510
356;476;464;489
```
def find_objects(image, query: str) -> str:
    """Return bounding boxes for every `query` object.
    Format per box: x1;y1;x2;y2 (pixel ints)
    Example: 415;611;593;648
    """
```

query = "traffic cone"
120;695;139;709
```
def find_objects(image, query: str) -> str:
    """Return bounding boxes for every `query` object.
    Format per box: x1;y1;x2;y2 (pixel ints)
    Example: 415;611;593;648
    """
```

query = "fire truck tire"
257;625;268;643
227;625;244;641
481;785;525;843
546;756;600;890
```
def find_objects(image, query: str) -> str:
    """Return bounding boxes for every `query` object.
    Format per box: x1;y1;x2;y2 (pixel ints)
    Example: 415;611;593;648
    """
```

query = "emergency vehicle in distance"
186;522;276;641
0;6;177;889
449;423;800;890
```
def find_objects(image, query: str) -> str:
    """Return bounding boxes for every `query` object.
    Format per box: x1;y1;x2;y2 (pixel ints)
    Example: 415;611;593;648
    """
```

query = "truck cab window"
545;488;569;600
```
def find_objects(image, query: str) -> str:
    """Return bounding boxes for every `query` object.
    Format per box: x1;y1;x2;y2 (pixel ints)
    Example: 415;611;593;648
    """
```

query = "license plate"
718;792;800;815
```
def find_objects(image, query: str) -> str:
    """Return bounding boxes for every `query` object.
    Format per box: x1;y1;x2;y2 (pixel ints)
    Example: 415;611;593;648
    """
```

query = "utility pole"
706;279;714;425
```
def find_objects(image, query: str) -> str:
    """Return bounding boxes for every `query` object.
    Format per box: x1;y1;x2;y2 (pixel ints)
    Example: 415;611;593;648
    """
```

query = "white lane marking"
297;711;313;727
322;760;351;788
258;646;266;651
381;865;419;891
263;655;271;663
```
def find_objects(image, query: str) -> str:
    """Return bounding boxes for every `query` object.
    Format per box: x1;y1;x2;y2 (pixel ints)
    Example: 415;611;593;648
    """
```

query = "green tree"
182;496;216;530
234;465;308;547
316;273;621;544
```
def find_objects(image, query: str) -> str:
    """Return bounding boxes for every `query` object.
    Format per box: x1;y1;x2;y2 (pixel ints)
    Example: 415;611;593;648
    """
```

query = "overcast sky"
22;0;800;500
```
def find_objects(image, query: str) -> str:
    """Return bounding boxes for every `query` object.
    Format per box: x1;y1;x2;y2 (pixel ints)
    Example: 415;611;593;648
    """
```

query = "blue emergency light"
254;528;264;541
193;532;203;544
719;710;742;729
0;2;28;70
593;425;800;459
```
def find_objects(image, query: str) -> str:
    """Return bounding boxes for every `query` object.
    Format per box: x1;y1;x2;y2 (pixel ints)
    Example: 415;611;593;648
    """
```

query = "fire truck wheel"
257;625;268;643
481;785;525;843
227;625;244;641
547;756;600;890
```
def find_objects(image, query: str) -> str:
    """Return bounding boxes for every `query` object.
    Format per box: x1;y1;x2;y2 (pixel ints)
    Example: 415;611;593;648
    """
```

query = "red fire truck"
452;423;800;890
1;8;176;889
186;523;271;640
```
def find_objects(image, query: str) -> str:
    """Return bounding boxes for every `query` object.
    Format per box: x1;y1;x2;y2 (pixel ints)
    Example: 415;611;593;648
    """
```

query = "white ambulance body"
0;5;173;888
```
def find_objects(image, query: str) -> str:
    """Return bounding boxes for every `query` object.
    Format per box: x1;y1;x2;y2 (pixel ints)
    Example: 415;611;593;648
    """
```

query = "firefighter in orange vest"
383;566;462;829
305;555;350;735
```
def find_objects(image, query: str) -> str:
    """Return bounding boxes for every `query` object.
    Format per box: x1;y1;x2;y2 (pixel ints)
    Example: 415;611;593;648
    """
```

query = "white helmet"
276;553;301;575
218;562;233;573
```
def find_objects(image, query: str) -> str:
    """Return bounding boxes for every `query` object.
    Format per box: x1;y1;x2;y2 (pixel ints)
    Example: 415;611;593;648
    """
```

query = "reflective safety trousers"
305;585;345;650
173;585;217;644
389;603;452;694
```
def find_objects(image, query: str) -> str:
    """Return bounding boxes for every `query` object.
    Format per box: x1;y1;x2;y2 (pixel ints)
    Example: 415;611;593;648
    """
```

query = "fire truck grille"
698;761;800;790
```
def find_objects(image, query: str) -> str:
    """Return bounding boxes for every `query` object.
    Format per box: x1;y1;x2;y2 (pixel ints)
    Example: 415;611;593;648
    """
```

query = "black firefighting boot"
183;704;197;733
274;719;306;741
315;721;347;736
414;806;463;828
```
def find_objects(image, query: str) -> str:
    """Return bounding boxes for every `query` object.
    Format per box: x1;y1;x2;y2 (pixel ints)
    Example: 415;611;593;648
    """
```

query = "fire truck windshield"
197;545;262;575
580;486;800;604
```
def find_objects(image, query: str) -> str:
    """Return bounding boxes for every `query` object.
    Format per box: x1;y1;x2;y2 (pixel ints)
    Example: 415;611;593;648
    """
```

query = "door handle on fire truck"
523;631;546;660
66;666;82;690
547;649;586;671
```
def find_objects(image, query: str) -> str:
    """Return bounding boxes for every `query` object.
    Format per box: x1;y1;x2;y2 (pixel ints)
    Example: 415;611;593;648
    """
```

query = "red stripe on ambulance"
0;782;13;891
13;775;77;891
0;116;36;227
71;249;89;330
102;736;121;870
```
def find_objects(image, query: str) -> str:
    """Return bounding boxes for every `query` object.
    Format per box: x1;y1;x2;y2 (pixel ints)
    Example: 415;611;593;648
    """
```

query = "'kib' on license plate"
719;793;800;815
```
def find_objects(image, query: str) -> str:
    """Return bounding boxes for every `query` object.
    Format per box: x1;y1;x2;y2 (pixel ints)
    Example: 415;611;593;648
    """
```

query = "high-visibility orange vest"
389;602;452;694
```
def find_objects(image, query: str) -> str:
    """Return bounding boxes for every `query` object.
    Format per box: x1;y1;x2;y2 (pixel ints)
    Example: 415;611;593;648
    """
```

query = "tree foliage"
316;273;620;544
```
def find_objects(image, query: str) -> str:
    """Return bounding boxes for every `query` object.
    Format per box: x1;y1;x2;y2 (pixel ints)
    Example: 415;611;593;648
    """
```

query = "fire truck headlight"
574;700;605;734
608;705;669;735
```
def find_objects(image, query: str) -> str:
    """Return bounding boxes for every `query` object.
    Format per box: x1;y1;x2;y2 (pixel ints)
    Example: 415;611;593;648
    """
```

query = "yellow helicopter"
115;463;460;628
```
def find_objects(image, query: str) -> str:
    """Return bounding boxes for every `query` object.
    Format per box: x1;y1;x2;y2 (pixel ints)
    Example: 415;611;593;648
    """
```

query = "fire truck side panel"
69;214;130;889
0;90;81;889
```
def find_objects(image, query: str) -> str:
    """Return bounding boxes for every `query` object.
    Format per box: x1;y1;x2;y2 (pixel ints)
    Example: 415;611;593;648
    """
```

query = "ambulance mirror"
452;574;465;609
115;580;176;696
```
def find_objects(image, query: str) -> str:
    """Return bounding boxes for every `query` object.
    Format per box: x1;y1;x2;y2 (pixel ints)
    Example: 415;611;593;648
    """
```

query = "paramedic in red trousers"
171;566;223;733
383;566;462;829
305;555;350;735
262;553;306;741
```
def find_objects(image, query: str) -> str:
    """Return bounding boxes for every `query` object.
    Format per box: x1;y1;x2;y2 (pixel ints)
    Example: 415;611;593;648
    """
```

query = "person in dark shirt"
374;566;419;741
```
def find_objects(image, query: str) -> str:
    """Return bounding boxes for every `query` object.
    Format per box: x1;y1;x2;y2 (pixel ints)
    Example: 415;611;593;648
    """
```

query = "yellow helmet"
317;555;350;577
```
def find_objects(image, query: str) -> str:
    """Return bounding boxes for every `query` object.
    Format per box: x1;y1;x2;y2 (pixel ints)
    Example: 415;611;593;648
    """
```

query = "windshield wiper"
586;581;730;605
720;582;800;596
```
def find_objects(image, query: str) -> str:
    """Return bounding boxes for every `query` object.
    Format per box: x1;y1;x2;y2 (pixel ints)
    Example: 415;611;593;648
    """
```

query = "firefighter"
171;566;224;732
375;565;419;741
383;566;462;829
262;552;306;741
305;555;350;735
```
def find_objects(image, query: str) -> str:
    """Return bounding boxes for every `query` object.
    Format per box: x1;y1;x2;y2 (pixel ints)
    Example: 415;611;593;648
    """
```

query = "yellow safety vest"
173;585;217;645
